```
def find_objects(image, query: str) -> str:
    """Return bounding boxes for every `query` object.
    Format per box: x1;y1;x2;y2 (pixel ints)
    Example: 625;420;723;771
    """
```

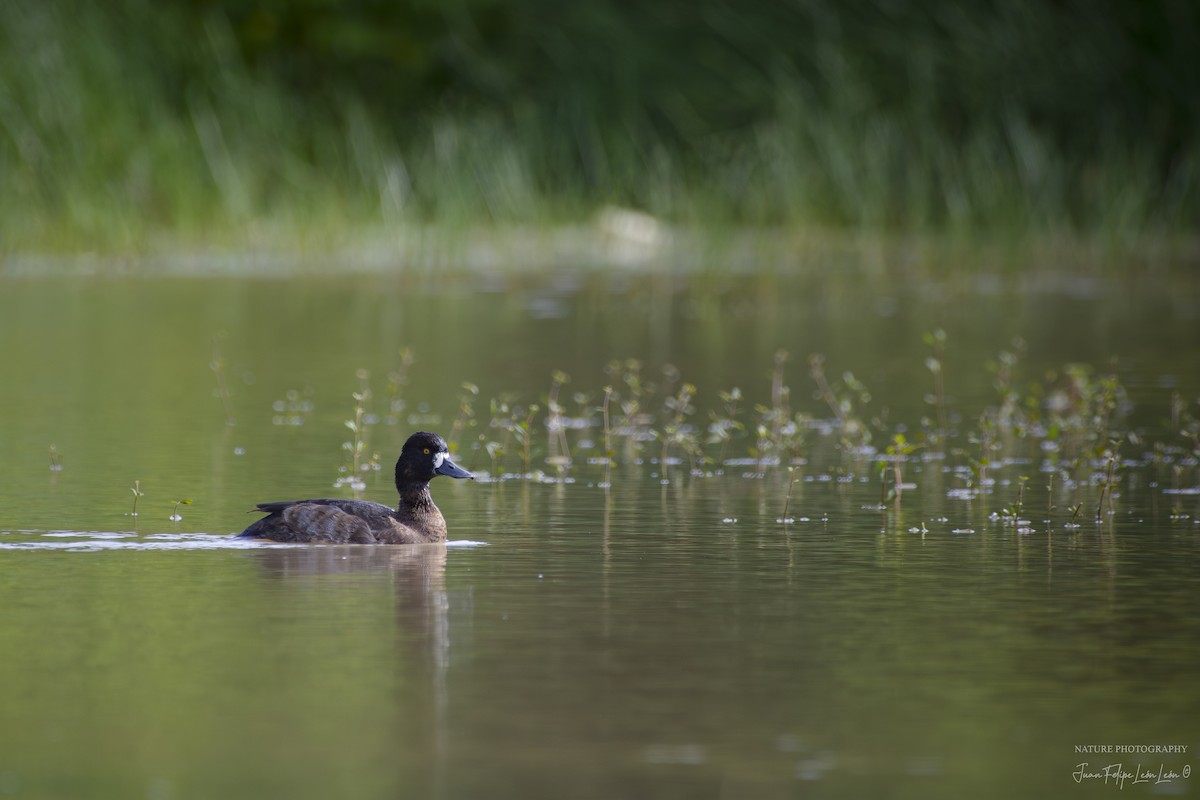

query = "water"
1;264;1199;798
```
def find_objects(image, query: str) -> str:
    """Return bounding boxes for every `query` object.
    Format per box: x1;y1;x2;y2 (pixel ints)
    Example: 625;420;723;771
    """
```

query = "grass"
1;1;1197;262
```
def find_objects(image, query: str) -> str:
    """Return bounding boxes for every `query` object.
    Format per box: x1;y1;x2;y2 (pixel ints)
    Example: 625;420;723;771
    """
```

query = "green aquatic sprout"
923;328;949;447
337;371;379;496
129;480;144;517
751;351;793;467
1000;475;1030;525
170;498;192;522
1042;366;1129;464
780;466;801;523
986;341;1026;429
49;444;63;472
478;396;513;475
878;460;889;507
769;350;789;442
546;371;571;474
1180;400;1200;459
967;411;998;490
659;381;699;471
707;387;744;468
601;386;616;468
880;433;919;503
808;354;871;446
748;358;797;470
448;381;479;455
1094;444;1119;521
512;403;540;475
606;358;651;459
483;438;505;475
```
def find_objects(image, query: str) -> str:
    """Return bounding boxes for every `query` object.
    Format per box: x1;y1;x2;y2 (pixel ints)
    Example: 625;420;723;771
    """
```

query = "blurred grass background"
1;0;1197;256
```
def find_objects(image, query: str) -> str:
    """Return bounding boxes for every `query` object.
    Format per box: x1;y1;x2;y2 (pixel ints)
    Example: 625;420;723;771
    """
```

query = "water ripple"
0;530;491;552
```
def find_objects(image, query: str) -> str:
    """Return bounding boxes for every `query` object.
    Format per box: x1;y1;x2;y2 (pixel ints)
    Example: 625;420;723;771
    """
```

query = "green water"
1;266;1198;799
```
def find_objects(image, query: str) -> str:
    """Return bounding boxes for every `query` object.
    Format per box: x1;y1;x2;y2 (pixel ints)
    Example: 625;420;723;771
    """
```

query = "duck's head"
396;431;474;485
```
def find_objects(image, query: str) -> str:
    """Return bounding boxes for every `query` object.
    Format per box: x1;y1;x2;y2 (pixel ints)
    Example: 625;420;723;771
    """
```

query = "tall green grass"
1;0;1196;257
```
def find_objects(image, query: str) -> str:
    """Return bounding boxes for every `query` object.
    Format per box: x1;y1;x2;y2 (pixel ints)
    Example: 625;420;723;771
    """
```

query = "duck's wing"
253;501;302;515
239;501;376;544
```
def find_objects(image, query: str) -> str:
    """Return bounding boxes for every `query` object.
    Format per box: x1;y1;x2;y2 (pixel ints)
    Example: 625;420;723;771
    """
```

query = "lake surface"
1;259;1198;799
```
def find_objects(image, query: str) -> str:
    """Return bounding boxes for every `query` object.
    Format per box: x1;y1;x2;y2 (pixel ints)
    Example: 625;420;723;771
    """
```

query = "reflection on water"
0;471;1197;798
0;531;283;551
0;269;1198;798
249;543;455;798
0;531;488;552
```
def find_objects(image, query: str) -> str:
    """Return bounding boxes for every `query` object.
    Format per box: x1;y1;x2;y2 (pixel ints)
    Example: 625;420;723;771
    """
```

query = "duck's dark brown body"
237;432;472;544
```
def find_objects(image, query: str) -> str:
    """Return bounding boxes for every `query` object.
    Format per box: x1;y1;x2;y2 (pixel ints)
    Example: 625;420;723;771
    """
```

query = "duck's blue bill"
435;456;474;480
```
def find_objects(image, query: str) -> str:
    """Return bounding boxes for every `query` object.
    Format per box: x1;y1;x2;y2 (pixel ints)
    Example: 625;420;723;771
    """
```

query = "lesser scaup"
237;432;473;544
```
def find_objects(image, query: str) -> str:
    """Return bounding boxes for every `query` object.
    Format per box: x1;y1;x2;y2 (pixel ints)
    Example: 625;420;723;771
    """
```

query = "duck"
237;431;473;544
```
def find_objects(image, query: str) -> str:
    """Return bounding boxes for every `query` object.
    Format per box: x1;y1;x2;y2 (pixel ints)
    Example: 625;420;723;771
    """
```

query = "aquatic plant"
545;371;572;475
659;380;702;473
600;386;616;468
879;434;919;503
986;341;1027;430
606;359;655;462
237;342;1166;522
1094;444;1120;521
1002;476;1029;524
48;444;63;472
707;387;744;469
476;395;512;475
923;329;949;448
169;498;192;522
129;480;144;517
779;466;800;524
514;404;540;475
750;350;796;469
808;354;871;446
335;371;380;496
1040;365;1129;463
961;411;999;496
448;382;479;455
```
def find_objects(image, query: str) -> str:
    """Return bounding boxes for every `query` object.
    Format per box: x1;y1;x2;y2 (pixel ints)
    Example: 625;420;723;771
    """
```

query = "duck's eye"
423;448;430;455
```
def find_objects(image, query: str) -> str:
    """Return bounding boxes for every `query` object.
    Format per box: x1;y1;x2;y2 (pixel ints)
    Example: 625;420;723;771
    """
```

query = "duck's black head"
395;431;474;487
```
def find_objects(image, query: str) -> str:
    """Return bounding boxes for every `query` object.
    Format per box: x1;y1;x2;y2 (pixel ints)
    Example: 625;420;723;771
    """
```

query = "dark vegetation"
2;0;1197;251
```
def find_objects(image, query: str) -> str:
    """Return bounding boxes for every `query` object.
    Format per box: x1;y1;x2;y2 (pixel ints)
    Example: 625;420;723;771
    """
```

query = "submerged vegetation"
1;0;1197;256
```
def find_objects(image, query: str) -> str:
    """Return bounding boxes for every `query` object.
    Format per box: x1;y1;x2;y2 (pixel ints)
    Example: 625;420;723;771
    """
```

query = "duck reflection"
246;542;451;649
248;543;446;588
243;543;455;796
